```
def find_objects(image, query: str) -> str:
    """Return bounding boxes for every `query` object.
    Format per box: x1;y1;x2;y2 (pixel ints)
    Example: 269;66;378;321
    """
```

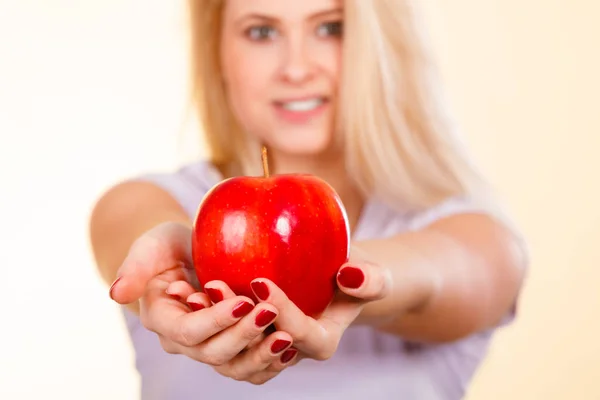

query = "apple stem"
261;146;270;178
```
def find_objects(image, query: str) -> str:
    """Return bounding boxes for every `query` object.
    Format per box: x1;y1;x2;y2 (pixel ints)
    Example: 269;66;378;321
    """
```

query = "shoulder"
129;160;223;218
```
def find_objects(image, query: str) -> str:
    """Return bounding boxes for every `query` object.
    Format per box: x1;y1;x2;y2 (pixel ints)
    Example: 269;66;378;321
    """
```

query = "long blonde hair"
186;0;493;213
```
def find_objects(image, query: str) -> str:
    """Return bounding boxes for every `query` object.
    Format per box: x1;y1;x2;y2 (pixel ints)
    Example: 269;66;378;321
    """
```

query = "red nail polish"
169;293;182;301
338;266;364;289
205;288;224;303
232;301;254;318
251;281;269;301
255;310;277;327
108;277;122;299
188;301;205;312
271;339;291;354
280;348;297;364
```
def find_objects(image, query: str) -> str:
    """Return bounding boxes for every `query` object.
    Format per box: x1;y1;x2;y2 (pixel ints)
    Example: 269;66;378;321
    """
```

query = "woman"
90;0;528;399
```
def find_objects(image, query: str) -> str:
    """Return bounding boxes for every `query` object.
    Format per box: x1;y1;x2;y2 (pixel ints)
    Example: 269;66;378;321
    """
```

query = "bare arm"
88;180;191;314
354;213;528;342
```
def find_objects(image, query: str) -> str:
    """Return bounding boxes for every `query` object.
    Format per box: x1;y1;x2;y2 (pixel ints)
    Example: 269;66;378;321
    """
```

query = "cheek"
312;39;342;85
222;45;273;127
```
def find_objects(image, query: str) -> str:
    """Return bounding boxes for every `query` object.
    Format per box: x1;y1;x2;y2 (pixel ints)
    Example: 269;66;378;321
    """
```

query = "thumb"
336;262;391;302
313;262;391;339
109;221;193;305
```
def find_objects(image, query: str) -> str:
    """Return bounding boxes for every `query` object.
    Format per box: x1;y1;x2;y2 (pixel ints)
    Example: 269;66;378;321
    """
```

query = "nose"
279;34;315;84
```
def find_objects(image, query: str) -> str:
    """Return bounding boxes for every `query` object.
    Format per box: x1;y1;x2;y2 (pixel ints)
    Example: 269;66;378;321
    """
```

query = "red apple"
191;148;350;318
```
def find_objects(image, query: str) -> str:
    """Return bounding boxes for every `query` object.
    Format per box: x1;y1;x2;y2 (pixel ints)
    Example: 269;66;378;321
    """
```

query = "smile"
279;98;326;112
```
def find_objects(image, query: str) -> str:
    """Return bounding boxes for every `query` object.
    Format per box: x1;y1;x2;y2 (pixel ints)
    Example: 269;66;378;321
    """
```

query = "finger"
185;291;212;312
165;281;212;312
166;280;197;303
244;370;281;386
203;280;238;304
109;222;193;305
244;323;276;350
255;347;300;385
146;288;256;347
199;303;279;363
336;262;392;301
271;347;300;370
157;334;180;355
228;346;300;386
214;328;292;380
243;350;302;387
245;332;267;350
317;263;392;341
315;294;363;346
250;279;334;360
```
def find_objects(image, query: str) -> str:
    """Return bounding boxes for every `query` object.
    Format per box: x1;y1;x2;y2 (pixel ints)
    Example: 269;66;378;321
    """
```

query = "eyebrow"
236;7;343;25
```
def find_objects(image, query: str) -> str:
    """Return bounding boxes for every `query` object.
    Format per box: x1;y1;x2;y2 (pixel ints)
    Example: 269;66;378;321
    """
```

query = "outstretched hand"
250;258;391;360
183;250;392;384
108;222;296;381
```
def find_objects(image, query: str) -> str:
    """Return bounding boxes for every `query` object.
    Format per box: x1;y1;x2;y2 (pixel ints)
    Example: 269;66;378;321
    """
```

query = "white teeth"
281;98;323;112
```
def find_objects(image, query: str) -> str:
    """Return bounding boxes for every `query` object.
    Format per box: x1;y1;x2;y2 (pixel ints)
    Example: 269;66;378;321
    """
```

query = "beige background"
0;1;597;399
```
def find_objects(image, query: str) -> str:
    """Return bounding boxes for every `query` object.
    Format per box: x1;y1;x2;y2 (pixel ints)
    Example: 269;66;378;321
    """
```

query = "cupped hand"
108;222;294;373
166;279;299;384
195;250;392;384
247;256;392;363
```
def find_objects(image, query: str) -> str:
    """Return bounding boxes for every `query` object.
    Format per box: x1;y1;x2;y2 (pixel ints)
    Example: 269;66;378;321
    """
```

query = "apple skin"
191;174;350;319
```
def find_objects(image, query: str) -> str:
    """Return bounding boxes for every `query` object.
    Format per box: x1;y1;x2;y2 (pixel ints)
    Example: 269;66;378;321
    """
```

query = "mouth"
274;97;328;112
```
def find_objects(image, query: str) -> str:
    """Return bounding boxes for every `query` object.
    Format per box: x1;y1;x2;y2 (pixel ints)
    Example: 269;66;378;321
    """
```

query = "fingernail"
251;281;269;301
337;266;365;289
280;349;298;364
255;310;277;328
188;301;205;312
108;277;122;299
232;301;254;318
271;339;291;354
205;288;224;303
165;287;181;301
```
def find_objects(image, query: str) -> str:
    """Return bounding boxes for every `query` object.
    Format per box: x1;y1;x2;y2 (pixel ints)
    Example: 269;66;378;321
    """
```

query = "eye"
246;25;278;41
316;21;343;37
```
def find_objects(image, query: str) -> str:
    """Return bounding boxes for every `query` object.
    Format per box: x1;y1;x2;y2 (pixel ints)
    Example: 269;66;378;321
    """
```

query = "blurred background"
0;0;598;399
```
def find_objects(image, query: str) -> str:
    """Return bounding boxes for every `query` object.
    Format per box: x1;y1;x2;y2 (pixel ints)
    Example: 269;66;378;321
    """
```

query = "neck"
268;150;365;232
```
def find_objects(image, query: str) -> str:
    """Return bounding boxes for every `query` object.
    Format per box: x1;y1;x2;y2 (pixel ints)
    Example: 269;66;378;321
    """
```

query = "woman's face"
220;0;343;158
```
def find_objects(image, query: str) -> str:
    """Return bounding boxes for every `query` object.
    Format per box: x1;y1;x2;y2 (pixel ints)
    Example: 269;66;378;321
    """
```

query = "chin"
270;128;333;157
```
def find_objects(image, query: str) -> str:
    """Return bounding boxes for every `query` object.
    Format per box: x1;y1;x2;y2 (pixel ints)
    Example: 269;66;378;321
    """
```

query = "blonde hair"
186;0;493;213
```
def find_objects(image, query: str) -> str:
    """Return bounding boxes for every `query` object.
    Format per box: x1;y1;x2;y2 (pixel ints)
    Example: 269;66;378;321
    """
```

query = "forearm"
353;213;527;342
89;181;191;313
